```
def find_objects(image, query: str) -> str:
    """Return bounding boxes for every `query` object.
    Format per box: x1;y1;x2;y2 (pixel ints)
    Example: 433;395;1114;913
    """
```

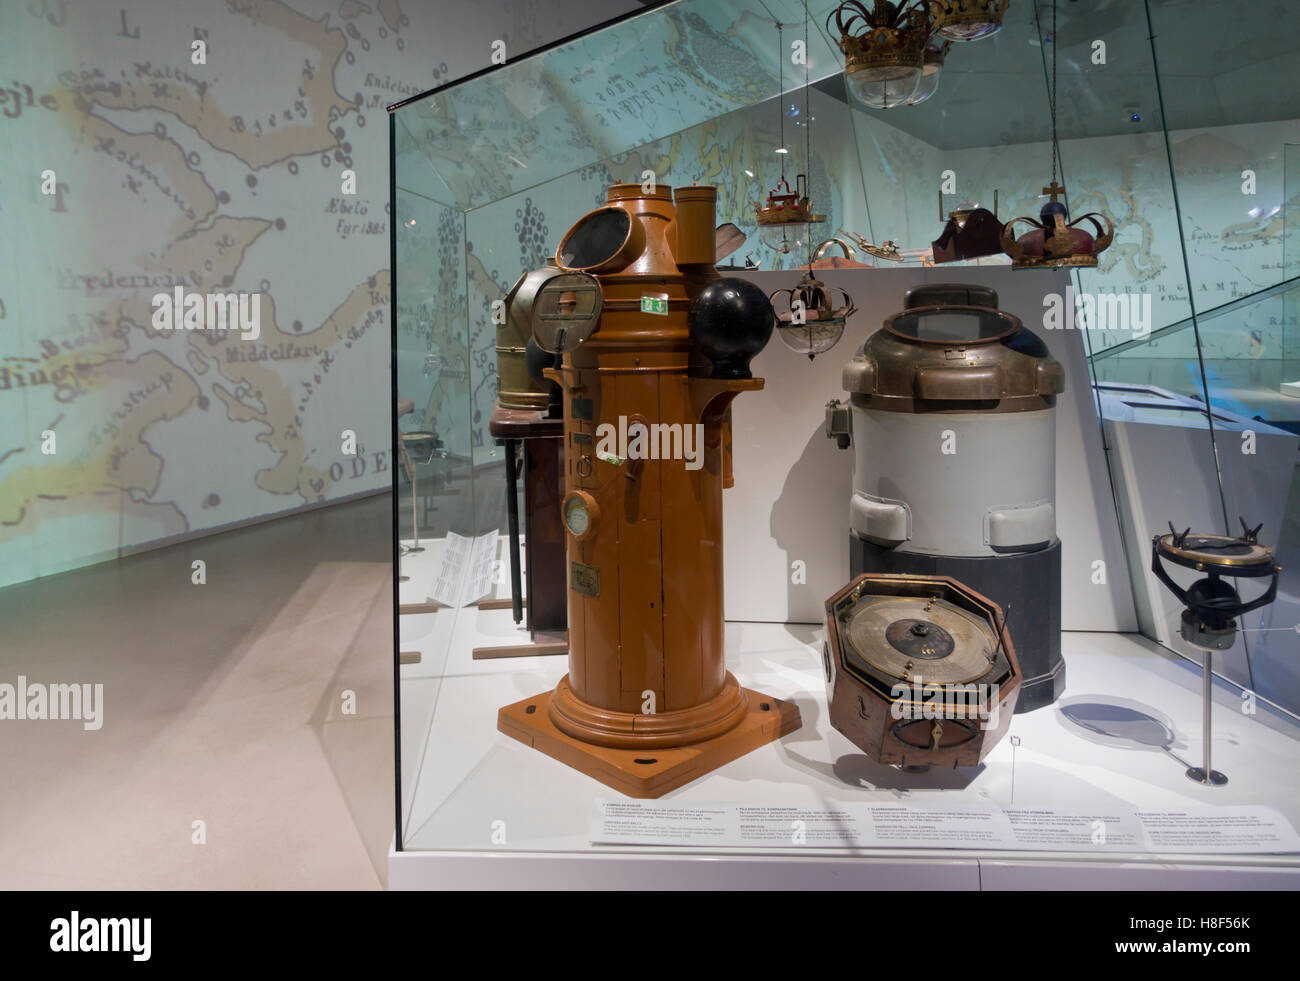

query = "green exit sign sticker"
640;294;669;316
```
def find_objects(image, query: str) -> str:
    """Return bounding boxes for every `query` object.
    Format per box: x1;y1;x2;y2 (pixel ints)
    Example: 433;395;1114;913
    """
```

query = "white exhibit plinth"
391;599;1300;890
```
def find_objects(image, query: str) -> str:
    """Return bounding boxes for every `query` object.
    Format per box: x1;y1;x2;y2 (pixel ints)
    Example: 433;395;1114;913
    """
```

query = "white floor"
394;575;1300;889
0;496;393;890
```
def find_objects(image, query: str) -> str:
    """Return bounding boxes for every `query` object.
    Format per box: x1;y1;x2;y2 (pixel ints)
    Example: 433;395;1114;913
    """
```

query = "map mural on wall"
0;0;648;589
0;0;442;588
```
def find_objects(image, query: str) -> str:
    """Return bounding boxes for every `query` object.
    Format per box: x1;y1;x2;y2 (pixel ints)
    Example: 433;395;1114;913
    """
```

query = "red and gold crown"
756;176;826;227
828;1;930;76
1000;180;1114;269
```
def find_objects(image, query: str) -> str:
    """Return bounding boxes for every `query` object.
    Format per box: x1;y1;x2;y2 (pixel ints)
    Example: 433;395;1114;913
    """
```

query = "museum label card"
591;800;1300;854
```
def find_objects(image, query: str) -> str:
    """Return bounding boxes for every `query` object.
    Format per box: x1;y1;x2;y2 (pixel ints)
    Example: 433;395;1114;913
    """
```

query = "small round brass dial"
562;490;600;542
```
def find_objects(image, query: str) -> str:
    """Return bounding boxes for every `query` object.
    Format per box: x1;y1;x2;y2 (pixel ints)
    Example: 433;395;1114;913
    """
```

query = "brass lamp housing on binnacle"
496;182;801;798
497;261;561;410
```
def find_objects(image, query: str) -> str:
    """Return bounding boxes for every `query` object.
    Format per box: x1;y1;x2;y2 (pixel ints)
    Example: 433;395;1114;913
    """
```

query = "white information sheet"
464;530;500;606
429;531;500;607
591;800;1300;854
429;532;470;607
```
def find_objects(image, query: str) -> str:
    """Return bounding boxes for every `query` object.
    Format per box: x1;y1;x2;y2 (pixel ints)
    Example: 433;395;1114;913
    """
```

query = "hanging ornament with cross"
1000;2;1113;269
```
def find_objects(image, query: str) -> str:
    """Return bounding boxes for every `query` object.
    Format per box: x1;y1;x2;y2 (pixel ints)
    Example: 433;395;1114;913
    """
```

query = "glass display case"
389;0;1300;888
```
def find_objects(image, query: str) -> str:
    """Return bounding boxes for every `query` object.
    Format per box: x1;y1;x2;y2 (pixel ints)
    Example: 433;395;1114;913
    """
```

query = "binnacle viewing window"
887;307;1017;345
558;208;631;270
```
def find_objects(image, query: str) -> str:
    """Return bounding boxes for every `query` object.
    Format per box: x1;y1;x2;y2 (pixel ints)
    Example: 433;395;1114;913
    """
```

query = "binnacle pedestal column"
498;183;800;797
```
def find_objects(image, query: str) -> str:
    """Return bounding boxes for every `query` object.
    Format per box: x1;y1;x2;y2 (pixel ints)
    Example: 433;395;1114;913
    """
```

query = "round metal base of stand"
405;545;425;555
399;575;411;582
1186;767;1228;786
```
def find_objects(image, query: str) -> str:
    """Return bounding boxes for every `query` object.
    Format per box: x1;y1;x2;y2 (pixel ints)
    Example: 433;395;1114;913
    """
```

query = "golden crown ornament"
829;0;931;78
827;0;1005;109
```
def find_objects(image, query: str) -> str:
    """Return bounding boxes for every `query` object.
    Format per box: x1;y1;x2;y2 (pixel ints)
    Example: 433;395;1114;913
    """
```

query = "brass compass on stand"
1151;520;1282;786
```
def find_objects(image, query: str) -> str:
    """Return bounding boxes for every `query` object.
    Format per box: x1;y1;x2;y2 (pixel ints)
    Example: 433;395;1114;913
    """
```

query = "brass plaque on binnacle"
571;561;600;598
845;596;997;686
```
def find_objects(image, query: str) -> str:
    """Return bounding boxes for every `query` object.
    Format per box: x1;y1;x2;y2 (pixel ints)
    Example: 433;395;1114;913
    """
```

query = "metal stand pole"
1186;650;1227;786
410;463;422;551
504;437;523;624
398;433;424;555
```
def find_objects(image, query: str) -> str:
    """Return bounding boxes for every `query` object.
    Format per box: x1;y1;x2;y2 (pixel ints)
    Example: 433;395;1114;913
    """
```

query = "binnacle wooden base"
499;686;801;798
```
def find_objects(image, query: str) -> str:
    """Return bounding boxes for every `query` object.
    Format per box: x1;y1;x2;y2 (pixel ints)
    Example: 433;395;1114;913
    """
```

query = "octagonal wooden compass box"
823;574;1020;768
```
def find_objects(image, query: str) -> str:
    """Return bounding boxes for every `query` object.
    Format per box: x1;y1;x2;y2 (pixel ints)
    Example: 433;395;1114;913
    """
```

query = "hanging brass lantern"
770;269;856;360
